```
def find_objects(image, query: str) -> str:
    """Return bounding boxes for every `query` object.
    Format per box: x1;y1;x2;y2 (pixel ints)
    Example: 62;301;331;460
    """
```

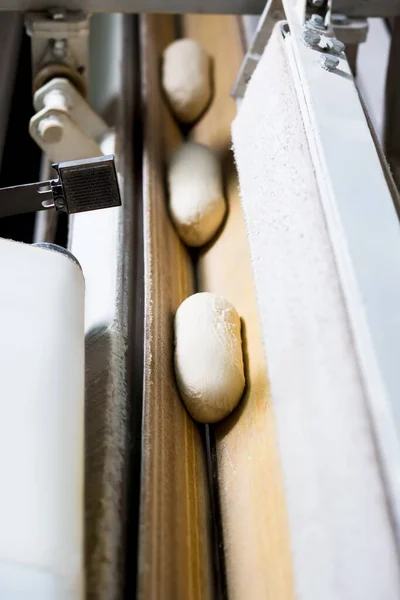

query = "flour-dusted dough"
174;292;245;424
168;142;226;247
162;38;212;124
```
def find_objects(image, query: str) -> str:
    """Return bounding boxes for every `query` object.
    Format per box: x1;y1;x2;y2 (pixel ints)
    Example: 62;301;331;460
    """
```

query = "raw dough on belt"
168;142;226;247
162;38;212;124
174;292;245;424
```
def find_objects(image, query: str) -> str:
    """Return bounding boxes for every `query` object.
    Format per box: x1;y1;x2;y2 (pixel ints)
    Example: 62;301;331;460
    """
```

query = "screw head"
308;13;325;30
320;53;340;71
326;37;346;55
303;28;322;48
54;197;65;210
51;38;67;60
48;8;65;20
37;116;63;144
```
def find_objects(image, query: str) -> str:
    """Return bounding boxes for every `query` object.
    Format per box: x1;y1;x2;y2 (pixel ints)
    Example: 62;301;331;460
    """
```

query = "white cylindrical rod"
0;240;85;599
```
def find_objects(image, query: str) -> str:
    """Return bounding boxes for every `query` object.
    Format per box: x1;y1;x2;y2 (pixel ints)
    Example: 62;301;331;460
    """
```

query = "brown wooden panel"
182;14;295;600
137;15;213;600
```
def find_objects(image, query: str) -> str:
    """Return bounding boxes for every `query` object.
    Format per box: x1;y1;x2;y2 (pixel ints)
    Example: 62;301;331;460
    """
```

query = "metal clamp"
0;155;121;218
25;10;90;96
232;0;368;97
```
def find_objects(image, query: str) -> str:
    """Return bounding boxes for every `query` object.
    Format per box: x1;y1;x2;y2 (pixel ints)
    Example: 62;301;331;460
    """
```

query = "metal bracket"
25;10;90;96
232;0;368;97
0;155;121;217
29;77;109;162
233;0;284;98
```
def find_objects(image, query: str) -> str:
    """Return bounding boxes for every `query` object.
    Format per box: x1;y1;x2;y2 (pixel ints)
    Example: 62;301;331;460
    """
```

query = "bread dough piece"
174;292;245;424
168;142;226;247
162;39;212;124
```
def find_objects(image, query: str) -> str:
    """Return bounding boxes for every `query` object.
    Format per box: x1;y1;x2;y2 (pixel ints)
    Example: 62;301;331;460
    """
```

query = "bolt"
326;37;346;55
51;38;68;60
37;115;63;144
309;0;325;7
308;13;325;30
49;8;65;20
320;53;340;71
303;28;322;48
54;197;65;210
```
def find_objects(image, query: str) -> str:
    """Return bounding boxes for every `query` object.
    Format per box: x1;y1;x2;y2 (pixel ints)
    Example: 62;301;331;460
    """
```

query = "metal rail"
0;0;394;16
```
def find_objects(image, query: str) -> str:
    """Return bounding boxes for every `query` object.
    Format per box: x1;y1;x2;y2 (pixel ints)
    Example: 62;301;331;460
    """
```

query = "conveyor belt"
136;13;294;600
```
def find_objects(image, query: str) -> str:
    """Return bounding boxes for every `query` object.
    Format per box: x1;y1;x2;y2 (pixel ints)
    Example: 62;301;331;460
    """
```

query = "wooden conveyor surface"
138;14;294;600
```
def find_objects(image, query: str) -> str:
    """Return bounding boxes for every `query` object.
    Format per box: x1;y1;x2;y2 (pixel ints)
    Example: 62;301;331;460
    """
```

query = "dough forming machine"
0;1;399;599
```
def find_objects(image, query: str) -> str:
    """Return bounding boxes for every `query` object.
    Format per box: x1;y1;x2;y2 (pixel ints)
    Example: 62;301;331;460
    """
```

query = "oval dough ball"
162;39;212;124
174;292;245;424
168;142;226;247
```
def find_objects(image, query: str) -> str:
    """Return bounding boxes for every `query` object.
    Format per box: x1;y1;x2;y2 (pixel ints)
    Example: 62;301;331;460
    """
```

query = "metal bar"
0;0;396;16
33;154;58;243
0;0;264;13
232;0;283;97
0;0;394;16
0;181;52;217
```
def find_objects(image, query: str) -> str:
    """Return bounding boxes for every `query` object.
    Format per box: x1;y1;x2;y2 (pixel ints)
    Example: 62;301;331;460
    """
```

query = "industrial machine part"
0;155;121;217
0;3;399;600
25;10;89;95
24;11;111;162
233;0;369;96
233;1;400;597
29;77;109;161
0;0;397;15
0;239;85;599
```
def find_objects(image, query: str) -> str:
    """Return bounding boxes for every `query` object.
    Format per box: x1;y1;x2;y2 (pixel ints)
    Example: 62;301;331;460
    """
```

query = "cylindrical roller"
168;142;226;247
162;38;212;124
174;292;245;423
0;240;85;599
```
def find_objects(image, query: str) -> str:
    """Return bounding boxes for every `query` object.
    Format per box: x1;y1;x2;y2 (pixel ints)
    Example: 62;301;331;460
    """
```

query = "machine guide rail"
0;154;121;218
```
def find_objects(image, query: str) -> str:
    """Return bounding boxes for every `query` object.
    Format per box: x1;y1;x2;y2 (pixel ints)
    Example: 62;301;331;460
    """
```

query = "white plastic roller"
0;239;85;599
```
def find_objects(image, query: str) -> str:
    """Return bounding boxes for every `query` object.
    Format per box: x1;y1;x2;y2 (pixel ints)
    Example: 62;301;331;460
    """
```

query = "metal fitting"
309;0;325;7
303;28;321;48
326;37;346;55
308;14;325;31
48;8;66;20
319;53;340;71
37;115;64;144
51;38;68;60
